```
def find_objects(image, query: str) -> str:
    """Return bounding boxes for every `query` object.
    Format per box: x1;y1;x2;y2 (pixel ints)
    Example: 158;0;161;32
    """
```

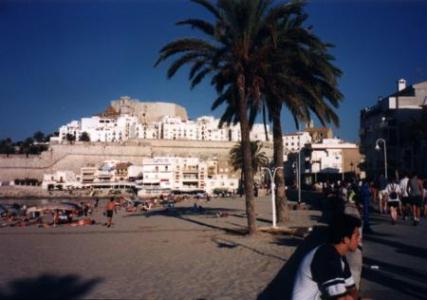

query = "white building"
228;123;271;142
41;170;79;190
57;120;81;142
42;155;239;194
196;116;229;141
206;174;239;194
133;156;237;194
306;138;358;174
128;165;144;180
80;115;140;142
140;157;176;191
160;116;198;140
136;123;160;140
283;131;312;152
51;98;272;143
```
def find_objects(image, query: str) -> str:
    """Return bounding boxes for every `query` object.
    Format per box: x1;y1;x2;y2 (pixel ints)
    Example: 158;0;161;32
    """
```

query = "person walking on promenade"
360;180;373;232
385;177;401;225
292;214;361;300
369;181;377;208
399;172;410;220
377;174;388;214
407;173;424;225
105;197;116;228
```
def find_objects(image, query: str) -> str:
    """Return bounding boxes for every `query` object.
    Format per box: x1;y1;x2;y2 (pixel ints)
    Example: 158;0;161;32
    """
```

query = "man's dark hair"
110;197;114;202
329;214;361;244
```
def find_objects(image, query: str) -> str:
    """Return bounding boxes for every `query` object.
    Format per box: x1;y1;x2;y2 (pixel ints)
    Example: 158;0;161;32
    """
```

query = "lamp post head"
375;144;381;151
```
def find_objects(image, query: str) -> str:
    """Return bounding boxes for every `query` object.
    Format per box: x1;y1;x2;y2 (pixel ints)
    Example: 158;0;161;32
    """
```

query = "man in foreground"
292;214;361;300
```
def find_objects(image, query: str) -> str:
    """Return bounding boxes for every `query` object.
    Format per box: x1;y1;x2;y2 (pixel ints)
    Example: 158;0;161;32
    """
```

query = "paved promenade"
361;212;427;299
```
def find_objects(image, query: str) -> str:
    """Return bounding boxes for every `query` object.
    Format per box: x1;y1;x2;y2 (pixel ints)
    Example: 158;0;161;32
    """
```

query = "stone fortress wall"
0;140;274;181
110;97;189;123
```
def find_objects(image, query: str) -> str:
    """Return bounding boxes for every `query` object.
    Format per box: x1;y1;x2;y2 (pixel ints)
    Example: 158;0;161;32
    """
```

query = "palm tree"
262;14;342;221
155;0;342;232
208;1;342;222
155;0;281;234
230;140;269;176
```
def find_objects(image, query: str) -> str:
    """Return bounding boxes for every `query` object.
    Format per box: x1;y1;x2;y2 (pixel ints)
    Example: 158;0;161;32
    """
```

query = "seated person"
292;214;361;300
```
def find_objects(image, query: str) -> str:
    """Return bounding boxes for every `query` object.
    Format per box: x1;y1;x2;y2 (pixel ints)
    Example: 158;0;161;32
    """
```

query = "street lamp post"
261;166;283;228
297;150;302;204
375;138;387;179
297;135;302;204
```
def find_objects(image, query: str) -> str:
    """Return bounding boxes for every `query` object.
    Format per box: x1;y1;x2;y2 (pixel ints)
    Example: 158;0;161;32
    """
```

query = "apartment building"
360;79;427;179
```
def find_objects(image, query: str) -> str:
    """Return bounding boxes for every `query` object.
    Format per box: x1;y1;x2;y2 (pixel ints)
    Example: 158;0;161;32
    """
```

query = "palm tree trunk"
272;102;289;222
262;102;269;141
238;78;257;234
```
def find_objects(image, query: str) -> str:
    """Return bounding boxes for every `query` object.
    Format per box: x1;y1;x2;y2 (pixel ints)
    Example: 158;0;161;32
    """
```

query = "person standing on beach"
292;214;361;300
105;198;116;228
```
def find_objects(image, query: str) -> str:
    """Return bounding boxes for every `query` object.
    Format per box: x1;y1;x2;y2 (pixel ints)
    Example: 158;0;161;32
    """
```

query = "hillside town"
2;78;426;198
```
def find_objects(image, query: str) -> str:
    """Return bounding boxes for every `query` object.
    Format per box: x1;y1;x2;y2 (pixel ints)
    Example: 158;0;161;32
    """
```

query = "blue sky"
0;0;426;142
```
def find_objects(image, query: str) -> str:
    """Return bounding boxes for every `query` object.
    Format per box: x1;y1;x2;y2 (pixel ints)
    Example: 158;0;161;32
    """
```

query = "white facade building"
283;131;312;152
136;123;160;140
160;116;198;140
196;116;229;141
228;123;271;142
42;156;240;194
51;99;272;143
42;171;79;190
206;175;239;194
58;120;81;142
80;115;140;142
306;138;358;174
140;157;176;191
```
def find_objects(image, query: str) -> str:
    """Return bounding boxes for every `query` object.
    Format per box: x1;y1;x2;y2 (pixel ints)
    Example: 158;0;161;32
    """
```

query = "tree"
19;137;34;157
0;138;15;156
156;0;342;232
33;131;45;143
212;1;342;221
65;133;76;144
79;132;91;142
230;141;269;175
262;8;342;221
156;0;280;233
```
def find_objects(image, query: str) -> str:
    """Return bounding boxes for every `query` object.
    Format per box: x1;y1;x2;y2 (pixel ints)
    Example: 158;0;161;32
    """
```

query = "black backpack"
389;184;398;199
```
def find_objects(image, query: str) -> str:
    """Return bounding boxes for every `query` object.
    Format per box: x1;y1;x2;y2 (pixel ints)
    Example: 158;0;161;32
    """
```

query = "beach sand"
0;196;322;299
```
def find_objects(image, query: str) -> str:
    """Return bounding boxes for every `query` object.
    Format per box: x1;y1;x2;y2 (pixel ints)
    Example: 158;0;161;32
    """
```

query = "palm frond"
177;18;215;36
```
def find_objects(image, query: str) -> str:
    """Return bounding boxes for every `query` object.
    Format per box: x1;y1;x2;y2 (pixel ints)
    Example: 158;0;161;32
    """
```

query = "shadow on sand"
125;206;252;235
0;274;102;300
257;225;329;299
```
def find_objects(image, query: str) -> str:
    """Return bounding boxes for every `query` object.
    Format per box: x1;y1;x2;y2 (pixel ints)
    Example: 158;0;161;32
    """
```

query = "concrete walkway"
361;212;427;300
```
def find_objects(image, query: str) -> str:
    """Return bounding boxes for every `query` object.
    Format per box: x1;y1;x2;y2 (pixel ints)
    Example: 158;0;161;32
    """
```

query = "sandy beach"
0;196;322;299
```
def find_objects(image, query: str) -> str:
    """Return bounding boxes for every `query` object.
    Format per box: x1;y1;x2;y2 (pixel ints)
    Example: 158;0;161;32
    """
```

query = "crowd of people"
319;171;426;229
0;192;201;229
291;171;425;300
